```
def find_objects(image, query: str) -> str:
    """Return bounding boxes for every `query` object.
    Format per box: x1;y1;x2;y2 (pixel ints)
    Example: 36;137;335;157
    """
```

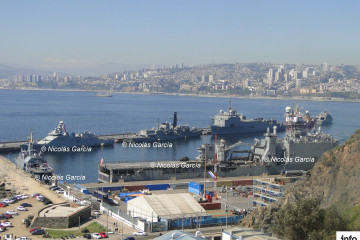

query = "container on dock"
123;185;146;191
200;202;221;210
98;186;123;192
170;182;189;189
145;184;170;191
188;182;204;195
233;179;253;186
217;180;233;187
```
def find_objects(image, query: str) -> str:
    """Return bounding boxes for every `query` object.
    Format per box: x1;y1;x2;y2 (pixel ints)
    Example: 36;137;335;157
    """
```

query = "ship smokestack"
273;126;277;136
173;112;178;128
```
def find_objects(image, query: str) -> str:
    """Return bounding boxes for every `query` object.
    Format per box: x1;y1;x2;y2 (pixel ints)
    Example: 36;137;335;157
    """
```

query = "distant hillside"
242;129;360;238
0;64;37;78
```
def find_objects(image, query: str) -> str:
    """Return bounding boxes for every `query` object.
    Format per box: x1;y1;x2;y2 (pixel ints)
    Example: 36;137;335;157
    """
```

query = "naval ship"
285;105;316;129
98;125;338;183
14;135;53;183
36;121;114;148
95;87;113;97
123;112;202;143
315;110;333;125
210;102;286;135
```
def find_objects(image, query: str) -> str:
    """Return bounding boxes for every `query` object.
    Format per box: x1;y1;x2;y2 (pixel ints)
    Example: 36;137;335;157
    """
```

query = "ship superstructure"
36;121;113;148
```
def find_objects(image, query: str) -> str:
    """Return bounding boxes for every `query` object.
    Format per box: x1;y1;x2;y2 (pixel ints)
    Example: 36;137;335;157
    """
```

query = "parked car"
17;206;28;211
0;203;6;207
3;199;14;204
55;189;64;194
99;232;108;238
133;231;147;236
0;225;6;232
43;199;53;205
29;227;41;233
124;238;135;240
20;203;32;207
6;210;18;215
50;186;61;191
83;233;92;239
1;221;12;227
31;228;45;235
92;233;102;239
0;214;11;219
31;193;40;198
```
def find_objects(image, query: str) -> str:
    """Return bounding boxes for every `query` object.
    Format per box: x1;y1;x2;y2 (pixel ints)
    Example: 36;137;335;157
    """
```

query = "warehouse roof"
127;193;208;219
154;230;208;240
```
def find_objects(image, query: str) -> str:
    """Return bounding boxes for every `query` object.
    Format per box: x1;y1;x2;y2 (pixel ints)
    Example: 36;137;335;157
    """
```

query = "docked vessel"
14;136;53;183
285;105;316;129
98;126;339;183
315;110;333;125
210;102;286;135
95;87;113;97
36;121;113;148
123;112;202;143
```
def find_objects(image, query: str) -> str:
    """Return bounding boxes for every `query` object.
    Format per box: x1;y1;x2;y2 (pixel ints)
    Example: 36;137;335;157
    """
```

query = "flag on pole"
208;171;216;179
99;157;104;165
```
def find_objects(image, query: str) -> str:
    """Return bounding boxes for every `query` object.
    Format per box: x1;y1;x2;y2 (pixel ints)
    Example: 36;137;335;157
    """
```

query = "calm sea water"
0;89;359;183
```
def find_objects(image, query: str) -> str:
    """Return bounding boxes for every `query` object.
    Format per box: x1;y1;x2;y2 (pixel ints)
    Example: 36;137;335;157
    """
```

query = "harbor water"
0;89;359;183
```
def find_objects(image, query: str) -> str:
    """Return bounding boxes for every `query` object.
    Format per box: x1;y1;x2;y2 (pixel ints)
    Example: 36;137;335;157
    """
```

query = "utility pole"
121;220;124;240
226;186;228;229
106;210;109;235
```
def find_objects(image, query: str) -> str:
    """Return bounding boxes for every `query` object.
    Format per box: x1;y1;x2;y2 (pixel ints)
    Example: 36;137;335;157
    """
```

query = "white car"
6;210;19;215
36;195;44;201
3;199;14;204
17;206;28;211
20;194;28;199
56;189;64;194
133;231;147;236
91;233;102;239
1;221;12;227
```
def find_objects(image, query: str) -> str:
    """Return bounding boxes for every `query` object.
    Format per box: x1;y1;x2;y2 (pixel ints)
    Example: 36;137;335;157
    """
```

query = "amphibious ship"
14;135;53;183
210;102;286;135
123;112;202;143
98;126;338;183
36;121;113;148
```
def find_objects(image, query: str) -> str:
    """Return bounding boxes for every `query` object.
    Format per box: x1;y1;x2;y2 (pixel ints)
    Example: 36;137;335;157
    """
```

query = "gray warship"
14;136;53;183
98;126;338;183
315;110;333;125
123;112;202;143
95;87;113;97
210;102;286;135
36;121;113;148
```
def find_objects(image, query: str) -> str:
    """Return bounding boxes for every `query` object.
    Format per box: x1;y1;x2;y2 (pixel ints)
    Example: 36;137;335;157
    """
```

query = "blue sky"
1;1;359;73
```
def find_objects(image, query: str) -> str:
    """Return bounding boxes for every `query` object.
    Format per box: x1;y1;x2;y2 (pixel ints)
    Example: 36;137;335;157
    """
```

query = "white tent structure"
127;193;208;222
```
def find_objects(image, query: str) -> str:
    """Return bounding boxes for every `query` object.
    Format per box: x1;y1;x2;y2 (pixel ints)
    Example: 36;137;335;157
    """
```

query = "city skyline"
1;0;360;74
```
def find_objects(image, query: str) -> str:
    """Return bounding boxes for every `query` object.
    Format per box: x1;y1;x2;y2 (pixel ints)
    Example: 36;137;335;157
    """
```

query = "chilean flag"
208;171;217;179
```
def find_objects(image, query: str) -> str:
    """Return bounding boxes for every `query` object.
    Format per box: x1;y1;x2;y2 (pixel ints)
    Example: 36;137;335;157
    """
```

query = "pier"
0;128;211;153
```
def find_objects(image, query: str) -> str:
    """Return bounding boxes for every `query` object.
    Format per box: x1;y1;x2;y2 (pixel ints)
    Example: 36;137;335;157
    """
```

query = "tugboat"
14;133;53;183
210;102;286;135
315;110;333;126
36;121;113;148
123;112;202;143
